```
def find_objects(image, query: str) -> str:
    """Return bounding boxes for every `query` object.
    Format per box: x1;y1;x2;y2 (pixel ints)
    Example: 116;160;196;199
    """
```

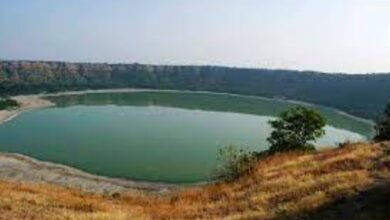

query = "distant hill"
1;60;390;119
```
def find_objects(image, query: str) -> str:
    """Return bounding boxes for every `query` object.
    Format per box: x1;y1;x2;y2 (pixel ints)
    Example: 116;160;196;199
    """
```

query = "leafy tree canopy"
267;106;326;153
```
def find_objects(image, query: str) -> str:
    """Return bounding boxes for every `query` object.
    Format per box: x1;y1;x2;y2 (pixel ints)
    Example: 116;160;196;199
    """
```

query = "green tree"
267;106;326;153
374;103;390;141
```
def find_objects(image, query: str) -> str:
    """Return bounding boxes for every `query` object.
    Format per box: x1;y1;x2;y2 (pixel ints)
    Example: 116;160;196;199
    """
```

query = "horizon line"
1;58;389;76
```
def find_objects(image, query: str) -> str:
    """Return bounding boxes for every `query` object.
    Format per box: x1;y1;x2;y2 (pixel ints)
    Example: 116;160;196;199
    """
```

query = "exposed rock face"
0;61;115;84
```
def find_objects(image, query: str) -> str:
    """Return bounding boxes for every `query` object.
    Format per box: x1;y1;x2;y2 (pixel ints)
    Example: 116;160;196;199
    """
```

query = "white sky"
1;0;390;73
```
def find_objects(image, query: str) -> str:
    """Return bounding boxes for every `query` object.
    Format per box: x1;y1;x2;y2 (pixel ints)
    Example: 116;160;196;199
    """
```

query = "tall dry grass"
0;142;389;220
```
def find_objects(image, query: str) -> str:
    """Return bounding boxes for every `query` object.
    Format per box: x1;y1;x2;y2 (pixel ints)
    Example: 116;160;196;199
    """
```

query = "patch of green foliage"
374;103;390;141
213;145;257;181
215;106;327;181
267;106;326;153
0;98;19;110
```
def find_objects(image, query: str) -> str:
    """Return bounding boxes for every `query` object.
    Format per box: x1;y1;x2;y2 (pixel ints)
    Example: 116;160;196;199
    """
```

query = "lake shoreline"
0;95;55;124
48;88;375;124
2;88;374;125
0;152;180;194
0;88;373;194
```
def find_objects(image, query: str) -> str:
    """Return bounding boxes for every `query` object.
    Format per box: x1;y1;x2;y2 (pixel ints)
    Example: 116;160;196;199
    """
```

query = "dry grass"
0;142;389;220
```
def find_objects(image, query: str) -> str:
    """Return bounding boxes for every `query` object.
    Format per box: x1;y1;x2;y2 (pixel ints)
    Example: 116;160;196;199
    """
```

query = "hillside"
1;60;390;119
0;142;389;220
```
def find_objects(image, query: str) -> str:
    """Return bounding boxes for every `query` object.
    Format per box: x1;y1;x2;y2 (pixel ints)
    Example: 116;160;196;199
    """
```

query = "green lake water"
0;91;373;183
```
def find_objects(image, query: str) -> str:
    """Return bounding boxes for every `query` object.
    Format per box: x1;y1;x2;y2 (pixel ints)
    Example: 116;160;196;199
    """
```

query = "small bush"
338;140;353;148
374;103;390;141
213;145;257;181
0;98;19;110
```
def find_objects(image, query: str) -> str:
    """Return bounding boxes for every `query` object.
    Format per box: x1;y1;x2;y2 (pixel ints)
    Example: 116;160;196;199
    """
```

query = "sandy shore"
0;152;177;194
0;95;55;124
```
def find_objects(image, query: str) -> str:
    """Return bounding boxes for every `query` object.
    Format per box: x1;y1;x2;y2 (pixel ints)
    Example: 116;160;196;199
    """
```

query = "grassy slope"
0;142;389;220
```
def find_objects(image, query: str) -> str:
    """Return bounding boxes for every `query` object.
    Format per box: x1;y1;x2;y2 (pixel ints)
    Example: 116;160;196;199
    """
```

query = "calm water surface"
0;91;373;182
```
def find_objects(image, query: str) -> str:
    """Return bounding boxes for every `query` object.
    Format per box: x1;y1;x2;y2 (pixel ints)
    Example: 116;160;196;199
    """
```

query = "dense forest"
1;60;390;120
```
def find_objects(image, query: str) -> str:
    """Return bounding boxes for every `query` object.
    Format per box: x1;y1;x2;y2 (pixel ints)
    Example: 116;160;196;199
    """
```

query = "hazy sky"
1;0;390;73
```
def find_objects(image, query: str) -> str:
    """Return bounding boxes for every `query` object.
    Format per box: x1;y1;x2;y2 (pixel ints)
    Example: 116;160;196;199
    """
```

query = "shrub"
267;106;326;153
0;98;19;110
374;103;390;141
213;145;257;181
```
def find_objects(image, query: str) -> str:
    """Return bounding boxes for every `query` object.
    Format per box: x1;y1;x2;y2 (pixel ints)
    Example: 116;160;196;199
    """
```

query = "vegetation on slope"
0;67;389;219
1;60;390;119
0;142;389;220
214;106;327;182
267;106;326;153
0;97;19;110
375;103;390;141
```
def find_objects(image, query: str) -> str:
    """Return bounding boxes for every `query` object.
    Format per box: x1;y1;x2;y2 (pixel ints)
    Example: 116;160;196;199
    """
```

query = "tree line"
1;60;390;119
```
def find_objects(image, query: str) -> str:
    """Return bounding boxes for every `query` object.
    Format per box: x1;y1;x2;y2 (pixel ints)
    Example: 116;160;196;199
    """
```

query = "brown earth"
0;142;389;220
